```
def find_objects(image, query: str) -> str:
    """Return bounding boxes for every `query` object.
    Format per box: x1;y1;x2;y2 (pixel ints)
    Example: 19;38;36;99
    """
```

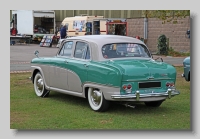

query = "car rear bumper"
111;89;180;101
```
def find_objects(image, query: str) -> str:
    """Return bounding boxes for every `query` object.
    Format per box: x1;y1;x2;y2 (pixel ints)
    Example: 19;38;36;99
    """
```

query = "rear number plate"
139;82;161;88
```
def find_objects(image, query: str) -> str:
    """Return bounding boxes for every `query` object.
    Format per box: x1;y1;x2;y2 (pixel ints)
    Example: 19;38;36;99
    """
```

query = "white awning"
33;11;54;18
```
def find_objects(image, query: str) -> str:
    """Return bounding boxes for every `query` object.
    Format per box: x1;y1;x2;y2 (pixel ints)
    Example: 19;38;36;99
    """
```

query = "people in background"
60;25;67;39
10;27;17;36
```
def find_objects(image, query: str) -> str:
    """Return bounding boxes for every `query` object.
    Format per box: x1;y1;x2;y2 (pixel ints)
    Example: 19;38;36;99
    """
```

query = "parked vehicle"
34;25;50;34
182;56;190;81
31;35;180;112
11;10;56;40
56;16;127;39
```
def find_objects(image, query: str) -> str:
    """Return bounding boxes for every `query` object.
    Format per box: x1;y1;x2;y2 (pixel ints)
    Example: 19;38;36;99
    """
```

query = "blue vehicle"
182;56;190;81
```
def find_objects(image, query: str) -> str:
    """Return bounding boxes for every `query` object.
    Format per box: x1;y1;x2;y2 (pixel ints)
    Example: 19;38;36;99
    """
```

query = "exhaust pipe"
124;103;135;109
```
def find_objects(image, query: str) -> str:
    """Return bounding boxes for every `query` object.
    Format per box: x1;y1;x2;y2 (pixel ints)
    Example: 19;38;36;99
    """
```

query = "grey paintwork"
31;63;121;100
58;35;149;61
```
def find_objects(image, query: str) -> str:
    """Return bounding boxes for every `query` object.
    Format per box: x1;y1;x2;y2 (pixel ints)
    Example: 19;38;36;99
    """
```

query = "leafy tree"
143;10;190;24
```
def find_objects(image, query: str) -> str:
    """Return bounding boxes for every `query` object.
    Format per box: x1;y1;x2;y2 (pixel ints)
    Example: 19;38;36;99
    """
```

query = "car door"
66;41;91;93
49;41;74;90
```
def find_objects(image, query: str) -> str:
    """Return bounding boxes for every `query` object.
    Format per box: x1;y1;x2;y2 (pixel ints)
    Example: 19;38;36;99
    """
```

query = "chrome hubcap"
91;90;101;106
36;76;43;93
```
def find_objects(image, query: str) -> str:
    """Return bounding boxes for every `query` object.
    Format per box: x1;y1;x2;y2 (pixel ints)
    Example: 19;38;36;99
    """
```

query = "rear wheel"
34;72;49;97
144;100;163;107
88;88;110;112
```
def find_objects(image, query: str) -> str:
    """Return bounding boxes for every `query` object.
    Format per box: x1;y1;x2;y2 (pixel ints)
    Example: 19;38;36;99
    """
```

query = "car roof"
66;35;146;46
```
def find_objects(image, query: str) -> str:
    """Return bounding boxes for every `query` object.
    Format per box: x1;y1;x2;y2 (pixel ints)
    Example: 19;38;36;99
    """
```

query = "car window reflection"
59;41;73;57
102;43;150;59
74;42;90;60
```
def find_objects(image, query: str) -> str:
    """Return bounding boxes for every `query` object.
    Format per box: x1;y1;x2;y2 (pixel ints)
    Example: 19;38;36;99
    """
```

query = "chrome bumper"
111;89;180;101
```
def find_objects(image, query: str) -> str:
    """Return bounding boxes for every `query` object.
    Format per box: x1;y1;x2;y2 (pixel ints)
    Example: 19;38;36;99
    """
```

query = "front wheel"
34;72;49;97
88;88;110;112
144;100;163;107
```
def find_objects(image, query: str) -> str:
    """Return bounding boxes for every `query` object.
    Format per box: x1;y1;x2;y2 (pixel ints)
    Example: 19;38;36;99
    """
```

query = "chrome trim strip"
123;78;172;82
82;81;119;88
111;90;180;99
50;87;84;98
147;77;154;80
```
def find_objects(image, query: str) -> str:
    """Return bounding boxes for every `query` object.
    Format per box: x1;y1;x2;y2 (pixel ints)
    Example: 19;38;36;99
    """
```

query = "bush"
157;34;168;55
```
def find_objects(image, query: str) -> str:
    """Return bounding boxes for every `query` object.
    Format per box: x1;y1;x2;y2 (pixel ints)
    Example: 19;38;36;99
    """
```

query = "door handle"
84;64;88;67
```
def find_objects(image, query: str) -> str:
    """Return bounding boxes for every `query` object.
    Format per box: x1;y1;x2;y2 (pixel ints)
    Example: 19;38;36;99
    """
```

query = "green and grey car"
31;35;180;112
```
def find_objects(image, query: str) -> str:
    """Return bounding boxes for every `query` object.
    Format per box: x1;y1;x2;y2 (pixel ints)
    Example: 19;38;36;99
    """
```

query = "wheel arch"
31;69;40;84
83;84;103;99
84;86;102;99
31;67;46;84
84;87;89;99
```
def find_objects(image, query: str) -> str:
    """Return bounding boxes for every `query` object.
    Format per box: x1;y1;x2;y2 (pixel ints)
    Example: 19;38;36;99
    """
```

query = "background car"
182;56;190;81
31;35;180;112
34;25;49;34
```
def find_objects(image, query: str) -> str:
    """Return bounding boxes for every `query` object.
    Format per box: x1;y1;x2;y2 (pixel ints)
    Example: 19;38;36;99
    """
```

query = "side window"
59;41;73;56
74;42;90;59
85;46;90;60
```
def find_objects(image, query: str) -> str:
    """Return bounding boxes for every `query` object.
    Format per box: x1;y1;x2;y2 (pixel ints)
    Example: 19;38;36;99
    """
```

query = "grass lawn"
10;67;190;130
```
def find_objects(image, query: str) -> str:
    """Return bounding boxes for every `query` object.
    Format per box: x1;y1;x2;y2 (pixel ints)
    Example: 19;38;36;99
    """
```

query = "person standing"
60;25;67;39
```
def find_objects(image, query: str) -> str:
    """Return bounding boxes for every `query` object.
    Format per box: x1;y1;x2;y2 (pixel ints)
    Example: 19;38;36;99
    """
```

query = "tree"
143;10;190;24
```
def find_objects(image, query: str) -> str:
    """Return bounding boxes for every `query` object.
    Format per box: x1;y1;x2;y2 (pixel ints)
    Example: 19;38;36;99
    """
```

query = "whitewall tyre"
34;72;49;97
88;88;110;112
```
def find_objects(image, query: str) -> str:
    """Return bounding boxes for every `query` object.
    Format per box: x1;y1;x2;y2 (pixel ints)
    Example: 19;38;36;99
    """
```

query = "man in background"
60;25;67;39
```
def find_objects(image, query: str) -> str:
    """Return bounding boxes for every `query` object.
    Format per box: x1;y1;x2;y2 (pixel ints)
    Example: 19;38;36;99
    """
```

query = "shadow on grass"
46;91;171;115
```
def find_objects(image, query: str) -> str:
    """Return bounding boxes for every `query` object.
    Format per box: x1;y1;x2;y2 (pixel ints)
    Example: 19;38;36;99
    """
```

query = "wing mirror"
154;57;163;62
151;52;163;62
34;50;39;58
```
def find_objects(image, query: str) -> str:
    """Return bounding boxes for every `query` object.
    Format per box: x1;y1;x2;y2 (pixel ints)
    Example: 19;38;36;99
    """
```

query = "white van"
57;16;105;38
56;16;128;48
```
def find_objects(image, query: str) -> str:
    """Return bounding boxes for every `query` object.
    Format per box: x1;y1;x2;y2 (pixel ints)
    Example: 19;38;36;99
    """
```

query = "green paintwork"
31;57;177;95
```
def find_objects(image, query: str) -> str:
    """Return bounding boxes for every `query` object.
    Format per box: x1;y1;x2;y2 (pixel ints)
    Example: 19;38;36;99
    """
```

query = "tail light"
123;85;127;90
127;84;132;89
122;84;132;93
166;82;174;87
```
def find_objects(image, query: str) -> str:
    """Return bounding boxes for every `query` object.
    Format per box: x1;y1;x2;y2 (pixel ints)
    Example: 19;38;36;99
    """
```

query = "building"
10;10;190;53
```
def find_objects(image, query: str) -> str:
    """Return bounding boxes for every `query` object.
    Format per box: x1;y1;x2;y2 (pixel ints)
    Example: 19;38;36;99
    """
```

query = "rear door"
67;41;91;93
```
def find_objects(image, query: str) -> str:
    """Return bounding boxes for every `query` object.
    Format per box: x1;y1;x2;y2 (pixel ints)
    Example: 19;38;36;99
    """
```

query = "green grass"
167;47;190;57
10;67;190;130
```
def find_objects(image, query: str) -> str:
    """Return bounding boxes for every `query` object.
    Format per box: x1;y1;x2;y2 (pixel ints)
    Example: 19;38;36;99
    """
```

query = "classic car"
31;35;180;112
182;56;190;81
